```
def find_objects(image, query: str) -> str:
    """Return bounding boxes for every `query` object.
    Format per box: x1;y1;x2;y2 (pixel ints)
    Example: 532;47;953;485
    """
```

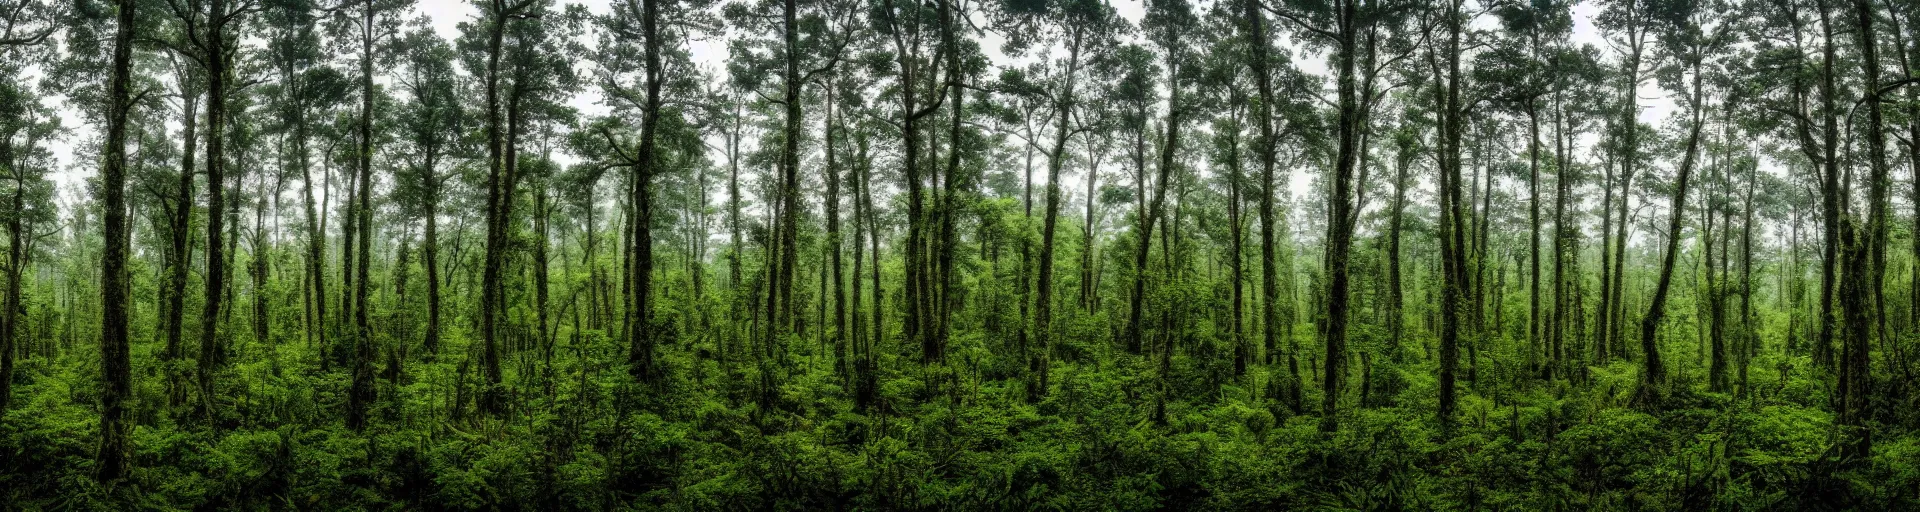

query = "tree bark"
423;165;441;358
1032;30;1082;400
1243;0;1299;412
1429;0;1468;424
198;0;231;412
825;83;848;380
166;88;198;407
1839;0;1888;457
479;0;526;414
347;1;378;430
772;0;803;359
1815;0;1840;370
1526;103;1542;377
96;0;137;480
1126;47;1181;356
1636;62;1706;402
1226;108;1248;378
1319;0;1365;430
626;0;664;377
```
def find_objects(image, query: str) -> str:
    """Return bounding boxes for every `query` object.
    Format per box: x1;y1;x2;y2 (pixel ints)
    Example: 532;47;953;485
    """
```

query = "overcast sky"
46;0;1680;218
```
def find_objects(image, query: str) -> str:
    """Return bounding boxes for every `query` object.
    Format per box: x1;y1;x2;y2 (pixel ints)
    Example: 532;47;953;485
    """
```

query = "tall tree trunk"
96;0;138;480
1126;51;1181;356
1019;115;1034;365
1243;0;1298;412
1815;0;1841;371
879;0;943;365
0;138;28;410
825;84;848;380
1385;128;1412;395
340;136;358;349
0;154;12;412
1839;0;1888;457
1704;129;1726;393
1080;141;1097;313
626;0;664;381
166;91;198;407
1607;3;1646;364
1319;1;1365;431
423;173;441;358
850;131;873;410
1739;156;1756;393
535;184;552;383
860;133;883;409
479;0;517;414
725;100;744;365
1898;7;1920;338
252;159;271;358
1552;97;1574;380
934;0;965;364
1902;8;1920;337
772;0;803;360
1226;110;1248;378
300;105;327;369
1525;104;1543;378
1430;0;1468;423
1636;63;1706;402
1595;130;1618;363
199;0;231;413
1032;32;1082;400
347;3;377;430
1470;134;1488;334
1596;149;1615;363
225;189;240;327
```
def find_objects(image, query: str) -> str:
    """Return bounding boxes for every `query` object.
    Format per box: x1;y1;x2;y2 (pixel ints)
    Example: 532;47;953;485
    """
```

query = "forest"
1;0;1919;507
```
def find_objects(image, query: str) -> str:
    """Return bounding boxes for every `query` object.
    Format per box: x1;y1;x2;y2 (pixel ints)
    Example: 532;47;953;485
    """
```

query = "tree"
1596;0;1655;366
1238;0;1309;412
328;0;409;431
1268;0;1417;430
593;0;712;382
460;0;573;414
991;0;1123;400
94;0;140;481
1379;117;1418;404
392;27;461;361
1121;0;1194;358
154;42;202;409
1425;0;1469;423
1634;0;1724;402
1836;0;1889;456
867;0;954;364
263;0;347;372
191;0;250;415
0;0;59;413
1478;0;1566;379
1551;46;1606;378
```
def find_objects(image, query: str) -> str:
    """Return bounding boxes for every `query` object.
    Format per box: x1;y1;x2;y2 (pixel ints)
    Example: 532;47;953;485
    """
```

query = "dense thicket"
4;0;1920;507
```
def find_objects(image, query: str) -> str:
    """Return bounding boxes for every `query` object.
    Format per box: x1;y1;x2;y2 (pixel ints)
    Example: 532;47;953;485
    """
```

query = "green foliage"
9;322;1919;509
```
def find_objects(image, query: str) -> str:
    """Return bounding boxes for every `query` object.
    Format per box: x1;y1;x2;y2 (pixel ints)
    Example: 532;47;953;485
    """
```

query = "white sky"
46;0;1683;229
